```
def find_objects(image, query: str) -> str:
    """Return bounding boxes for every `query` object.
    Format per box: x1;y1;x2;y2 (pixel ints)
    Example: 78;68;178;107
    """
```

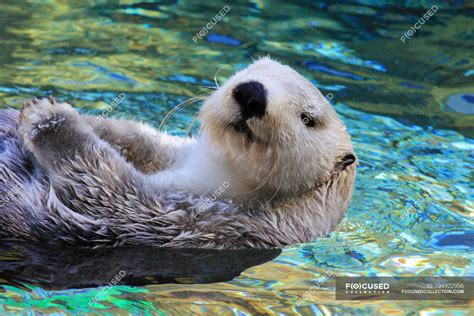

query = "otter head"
200;57;356;201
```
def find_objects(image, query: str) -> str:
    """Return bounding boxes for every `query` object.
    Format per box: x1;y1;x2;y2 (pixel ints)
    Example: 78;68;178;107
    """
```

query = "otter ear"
335;153;356;172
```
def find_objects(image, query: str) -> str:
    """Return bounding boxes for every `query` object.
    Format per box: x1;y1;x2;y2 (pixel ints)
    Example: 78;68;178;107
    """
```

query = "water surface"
0;0;473;315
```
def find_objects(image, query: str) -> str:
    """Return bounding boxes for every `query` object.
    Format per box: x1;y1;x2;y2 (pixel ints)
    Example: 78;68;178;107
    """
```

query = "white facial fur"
199;57;355;200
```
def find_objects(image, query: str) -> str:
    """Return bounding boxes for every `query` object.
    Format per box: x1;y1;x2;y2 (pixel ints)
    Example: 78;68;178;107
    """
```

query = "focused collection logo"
336;277;472;300
344;282;390;294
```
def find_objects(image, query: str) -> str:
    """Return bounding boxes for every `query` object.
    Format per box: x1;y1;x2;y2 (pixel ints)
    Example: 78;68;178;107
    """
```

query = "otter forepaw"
19;96;78;142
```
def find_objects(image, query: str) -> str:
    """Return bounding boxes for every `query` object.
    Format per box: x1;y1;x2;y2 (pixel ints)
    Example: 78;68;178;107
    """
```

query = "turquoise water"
0;0;473;315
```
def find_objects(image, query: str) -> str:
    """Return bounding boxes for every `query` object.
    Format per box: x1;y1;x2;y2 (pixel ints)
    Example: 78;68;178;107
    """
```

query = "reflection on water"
0;241;281;289
0;0;473;315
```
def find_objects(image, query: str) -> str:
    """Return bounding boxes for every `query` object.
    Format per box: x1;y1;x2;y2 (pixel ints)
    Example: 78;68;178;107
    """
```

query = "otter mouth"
231;120;254;140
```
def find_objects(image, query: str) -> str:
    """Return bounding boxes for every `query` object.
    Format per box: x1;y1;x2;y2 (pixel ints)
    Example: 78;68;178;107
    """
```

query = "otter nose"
232;81;267;119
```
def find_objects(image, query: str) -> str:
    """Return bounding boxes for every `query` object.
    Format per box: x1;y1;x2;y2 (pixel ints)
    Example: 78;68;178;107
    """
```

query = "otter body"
0;58;356;248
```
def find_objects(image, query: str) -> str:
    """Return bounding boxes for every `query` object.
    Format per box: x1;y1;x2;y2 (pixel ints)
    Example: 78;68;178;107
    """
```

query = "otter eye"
301;113;315;127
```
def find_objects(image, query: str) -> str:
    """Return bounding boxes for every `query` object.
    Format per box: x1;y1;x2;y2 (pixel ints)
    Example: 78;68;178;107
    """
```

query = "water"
0;0;473;314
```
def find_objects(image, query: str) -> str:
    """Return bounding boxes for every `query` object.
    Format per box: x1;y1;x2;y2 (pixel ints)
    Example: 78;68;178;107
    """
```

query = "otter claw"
33;95;55;103
23;96;56;110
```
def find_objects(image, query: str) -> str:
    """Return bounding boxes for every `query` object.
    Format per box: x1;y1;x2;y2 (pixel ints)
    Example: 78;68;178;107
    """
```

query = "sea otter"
0;58;356;248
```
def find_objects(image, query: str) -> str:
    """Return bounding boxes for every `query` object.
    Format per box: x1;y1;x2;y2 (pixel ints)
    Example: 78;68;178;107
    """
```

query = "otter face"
200;57;356;199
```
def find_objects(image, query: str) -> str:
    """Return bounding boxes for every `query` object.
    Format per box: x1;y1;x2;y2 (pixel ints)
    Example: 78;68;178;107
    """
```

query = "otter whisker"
263;182;281;207
233;151;280;198
245;52;256;63
185;113;200;137
158;95;206;132
213;66;229;89
195;86;218;91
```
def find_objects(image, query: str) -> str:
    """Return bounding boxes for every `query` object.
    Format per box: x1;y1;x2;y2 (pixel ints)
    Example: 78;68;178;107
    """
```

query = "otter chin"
0;57;357;248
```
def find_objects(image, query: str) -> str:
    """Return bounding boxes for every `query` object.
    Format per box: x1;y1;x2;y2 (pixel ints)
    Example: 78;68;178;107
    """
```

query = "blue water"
0;0;472;314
